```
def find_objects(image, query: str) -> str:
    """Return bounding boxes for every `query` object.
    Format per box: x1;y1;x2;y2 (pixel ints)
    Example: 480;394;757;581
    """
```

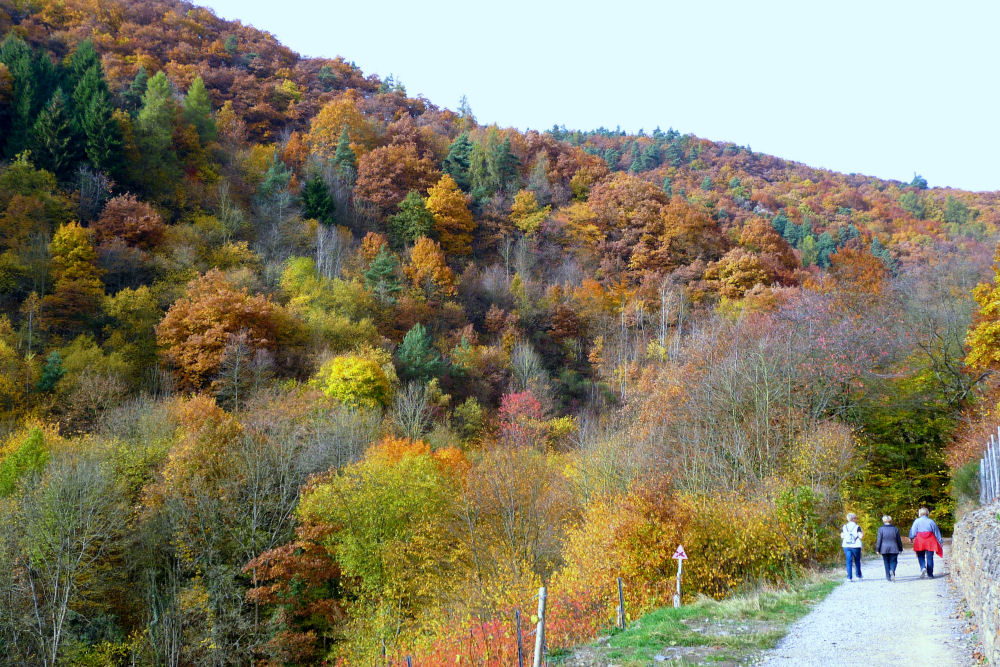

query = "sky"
198;0;1000;192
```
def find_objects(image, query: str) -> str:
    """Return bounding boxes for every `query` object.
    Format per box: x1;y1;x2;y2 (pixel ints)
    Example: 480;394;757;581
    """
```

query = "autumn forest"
1;0;999;665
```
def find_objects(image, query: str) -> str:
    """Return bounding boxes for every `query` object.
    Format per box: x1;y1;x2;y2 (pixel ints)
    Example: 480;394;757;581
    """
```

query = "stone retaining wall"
952;503;1000;664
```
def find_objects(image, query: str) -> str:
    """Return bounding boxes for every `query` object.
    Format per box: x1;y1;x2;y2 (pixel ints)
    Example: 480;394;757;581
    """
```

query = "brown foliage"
155;269;294;389
93;195;167;250
244;523;345;666
353;142;440;216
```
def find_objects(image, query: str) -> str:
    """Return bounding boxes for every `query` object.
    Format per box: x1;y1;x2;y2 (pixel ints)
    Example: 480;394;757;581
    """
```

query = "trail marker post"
617;576;626;630
672;545;688;608
532;587;546;667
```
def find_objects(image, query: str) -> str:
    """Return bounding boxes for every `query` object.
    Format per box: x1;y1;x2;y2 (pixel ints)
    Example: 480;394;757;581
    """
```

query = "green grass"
553;570;840;666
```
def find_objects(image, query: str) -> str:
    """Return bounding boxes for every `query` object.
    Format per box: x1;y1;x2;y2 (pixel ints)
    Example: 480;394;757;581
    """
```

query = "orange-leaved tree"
425;173;475;256
156;269;294;389
405;236;456;299
353;142;439;215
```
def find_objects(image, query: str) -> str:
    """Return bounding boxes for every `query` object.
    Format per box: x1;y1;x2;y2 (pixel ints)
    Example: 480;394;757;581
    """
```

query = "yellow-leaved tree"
966;244;1000;372
405;237;456;299
509;189;550;236
425;174;475;256
312;348;397;408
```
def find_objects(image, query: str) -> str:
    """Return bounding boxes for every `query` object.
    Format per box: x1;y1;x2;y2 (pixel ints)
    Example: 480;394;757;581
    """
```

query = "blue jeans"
881;553;898;578
844;547;862;579
916;550;935;575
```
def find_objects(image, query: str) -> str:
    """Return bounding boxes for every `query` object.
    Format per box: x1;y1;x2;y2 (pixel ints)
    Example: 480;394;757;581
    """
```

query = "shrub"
951;461;981;505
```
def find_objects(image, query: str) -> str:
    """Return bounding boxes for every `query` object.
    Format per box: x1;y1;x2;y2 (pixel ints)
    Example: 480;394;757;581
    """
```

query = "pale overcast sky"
198;0;1000;192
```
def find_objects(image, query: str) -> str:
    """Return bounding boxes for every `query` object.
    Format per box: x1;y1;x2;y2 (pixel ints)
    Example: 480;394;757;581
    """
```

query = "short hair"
882;515;892;524
918;507;929;517
846;512;857;521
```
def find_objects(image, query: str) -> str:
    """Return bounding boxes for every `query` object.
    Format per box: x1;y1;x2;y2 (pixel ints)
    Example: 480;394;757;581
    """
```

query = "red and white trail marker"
672;545;686;608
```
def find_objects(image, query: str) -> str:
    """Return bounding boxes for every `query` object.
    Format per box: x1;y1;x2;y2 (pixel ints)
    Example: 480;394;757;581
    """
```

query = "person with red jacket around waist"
908;507;943;579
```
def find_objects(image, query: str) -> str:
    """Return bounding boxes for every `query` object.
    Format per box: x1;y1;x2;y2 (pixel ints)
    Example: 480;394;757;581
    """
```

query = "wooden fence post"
515;609;524;667
617;577;626;630
532;587;546;667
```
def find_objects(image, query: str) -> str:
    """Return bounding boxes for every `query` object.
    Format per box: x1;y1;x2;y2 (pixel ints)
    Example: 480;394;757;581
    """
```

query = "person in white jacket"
841;512;864;581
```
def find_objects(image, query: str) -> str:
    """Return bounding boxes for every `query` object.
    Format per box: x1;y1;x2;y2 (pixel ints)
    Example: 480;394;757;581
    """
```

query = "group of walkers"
840;507;944;582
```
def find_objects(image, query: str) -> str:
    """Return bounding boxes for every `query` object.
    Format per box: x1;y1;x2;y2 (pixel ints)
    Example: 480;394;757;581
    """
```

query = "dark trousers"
843;547;862;579
881;553;898;578
916;550;935;575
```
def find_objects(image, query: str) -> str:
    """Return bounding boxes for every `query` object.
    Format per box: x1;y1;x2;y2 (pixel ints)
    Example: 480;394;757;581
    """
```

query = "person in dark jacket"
875;515;903;581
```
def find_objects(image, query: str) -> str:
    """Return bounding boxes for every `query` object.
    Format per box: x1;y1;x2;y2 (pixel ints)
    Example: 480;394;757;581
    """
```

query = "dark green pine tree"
29;89;79;178
396;323;442;383
183;76;217;144
0;35;36;157
64;40;101;93
641;142;661;170
782;220;802;246
121;66;148;114
663;141;683;167
603;146;620;171
257;151;293;202
870;237;897;273
627;142;642;172
816;231;837;268
490;137;521;195
364;247;402;304
71;64;123;175
82;88;125;176
388;190;434;248
442;132;473;190
71;65;107;124
35;351;65;392
333;127;357;178
29;49;60;119
662;176;672;197
301;174;336;225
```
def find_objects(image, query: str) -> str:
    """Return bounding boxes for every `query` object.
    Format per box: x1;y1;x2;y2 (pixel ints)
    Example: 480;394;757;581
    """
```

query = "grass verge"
552;569;840;666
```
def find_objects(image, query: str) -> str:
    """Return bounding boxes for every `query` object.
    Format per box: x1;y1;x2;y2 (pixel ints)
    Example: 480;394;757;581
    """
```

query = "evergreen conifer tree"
816;231;837;268
333;127;357;177
442;132;472;190
397;323;442;383
364;247;402;304
183;76;217;144
122;66;148;113
29;89;78;178
490;137;520;195
301;174;336;225
0;35;36;156
81;84;124;175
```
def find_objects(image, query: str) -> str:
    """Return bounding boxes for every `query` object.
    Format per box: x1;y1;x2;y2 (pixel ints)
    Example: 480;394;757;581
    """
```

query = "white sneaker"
920;568;927;579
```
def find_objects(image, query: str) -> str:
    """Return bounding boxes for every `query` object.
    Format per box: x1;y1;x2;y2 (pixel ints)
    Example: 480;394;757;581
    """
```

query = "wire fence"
980;427;1000;505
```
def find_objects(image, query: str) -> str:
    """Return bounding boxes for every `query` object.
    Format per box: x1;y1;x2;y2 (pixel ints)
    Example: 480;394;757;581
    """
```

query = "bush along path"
760;541;976;667
557;542;981;667
554;571;840;666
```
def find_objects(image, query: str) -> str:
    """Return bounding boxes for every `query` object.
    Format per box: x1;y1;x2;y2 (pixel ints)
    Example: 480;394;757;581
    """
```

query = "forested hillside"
1;0;999;664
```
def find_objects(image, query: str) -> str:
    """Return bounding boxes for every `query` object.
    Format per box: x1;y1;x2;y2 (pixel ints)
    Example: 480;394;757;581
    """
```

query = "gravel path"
760;542;973;666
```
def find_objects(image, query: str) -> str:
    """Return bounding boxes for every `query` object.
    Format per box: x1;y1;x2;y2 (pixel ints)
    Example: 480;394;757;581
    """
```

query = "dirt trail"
759;542;973;666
